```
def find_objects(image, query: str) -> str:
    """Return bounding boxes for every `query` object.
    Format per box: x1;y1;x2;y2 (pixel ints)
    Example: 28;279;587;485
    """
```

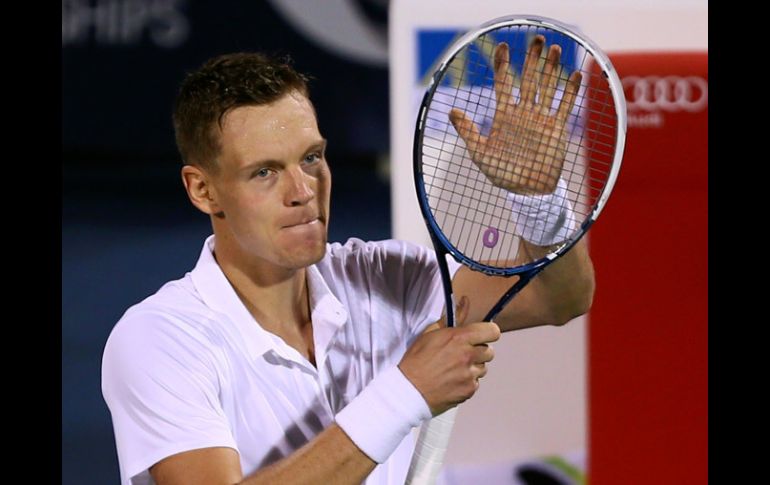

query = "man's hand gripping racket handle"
406;294;460;485
405;295;461;485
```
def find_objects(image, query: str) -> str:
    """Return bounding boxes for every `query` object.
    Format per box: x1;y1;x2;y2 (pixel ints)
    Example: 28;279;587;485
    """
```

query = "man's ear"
181;165;223;217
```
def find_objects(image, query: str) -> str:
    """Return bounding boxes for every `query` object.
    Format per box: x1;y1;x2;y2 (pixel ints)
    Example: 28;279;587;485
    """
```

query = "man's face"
209;90;331;272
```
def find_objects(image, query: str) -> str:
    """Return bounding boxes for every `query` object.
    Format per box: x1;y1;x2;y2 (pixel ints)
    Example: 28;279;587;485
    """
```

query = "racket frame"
407;15;627;485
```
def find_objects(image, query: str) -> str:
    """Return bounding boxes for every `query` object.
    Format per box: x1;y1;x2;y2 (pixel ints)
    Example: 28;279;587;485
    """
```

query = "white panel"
390;0;706;467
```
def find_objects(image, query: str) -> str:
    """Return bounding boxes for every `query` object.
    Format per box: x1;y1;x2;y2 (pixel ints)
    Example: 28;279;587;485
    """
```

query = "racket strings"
443;45;494;247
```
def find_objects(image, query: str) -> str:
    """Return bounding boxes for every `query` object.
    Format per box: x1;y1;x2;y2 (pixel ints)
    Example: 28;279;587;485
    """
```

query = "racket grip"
405;407;459;485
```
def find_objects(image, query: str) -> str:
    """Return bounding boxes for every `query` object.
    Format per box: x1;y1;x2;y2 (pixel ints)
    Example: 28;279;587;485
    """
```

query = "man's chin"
284;240;327;269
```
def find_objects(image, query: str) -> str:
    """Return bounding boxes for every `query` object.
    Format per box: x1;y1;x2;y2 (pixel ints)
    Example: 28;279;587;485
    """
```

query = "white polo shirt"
102;235;451;485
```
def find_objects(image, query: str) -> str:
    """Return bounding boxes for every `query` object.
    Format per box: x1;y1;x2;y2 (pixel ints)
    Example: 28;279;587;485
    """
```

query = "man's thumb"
455;295;470;326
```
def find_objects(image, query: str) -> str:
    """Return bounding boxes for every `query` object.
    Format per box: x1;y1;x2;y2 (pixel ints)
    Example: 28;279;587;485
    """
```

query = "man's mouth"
283;217;321;229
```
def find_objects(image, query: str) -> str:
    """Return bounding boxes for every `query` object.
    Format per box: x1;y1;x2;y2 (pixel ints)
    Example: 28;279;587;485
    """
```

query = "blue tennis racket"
406;15;626;484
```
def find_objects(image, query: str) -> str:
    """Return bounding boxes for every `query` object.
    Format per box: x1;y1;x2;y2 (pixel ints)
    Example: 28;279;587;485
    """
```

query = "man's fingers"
556;70;583;126
471;343;495;364
472;363;488;380
461;321;502;346
539;44;561;115
449;108;484;155
493;42;514;109
519;35;545;106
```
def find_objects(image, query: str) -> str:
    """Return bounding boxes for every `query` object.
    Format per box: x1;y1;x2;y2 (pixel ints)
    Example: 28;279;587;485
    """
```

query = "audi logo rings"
622;75;708;112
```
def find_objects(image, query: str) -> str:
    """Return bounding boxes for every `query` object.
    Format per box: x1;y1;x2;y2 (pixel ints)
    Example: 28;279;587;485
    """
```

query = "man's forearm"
240;424;376;485
518;237;595;325
244;361;431;484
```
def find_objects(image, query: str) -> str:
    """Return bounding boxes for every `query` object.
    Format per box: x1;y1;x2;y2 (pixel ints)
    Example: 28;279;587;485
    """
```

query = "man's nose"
284;167;315;206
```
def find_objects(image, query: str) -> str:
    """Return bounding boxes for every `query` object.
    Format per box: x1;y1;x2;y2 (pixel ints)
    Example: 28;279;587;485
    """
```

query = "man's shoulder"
107;273;212;346
319;238;437;283
127;272;203;314
325;238;430;261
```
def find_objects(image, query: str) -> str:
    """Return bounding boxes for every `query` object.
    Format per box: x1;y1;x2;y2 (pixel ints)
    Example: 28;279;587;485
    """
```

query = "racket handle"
405;407;458;485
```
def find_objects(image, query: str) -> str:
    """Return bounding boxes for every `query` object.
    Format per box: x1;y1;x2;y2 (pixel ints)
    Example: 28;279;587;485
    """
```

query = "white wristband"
506;178;577;246
335;365;432;463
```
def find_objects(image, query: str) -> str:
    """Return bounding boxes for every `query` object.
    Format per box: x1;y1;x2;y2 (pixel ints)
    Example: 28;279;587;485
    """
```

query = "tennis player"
102;48;594;485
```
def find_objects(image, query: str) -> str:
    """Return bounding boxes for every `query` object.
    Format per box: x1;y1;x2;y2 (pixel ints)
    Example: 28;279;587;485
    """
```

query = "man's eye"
304;153;321;164
255;168;271;178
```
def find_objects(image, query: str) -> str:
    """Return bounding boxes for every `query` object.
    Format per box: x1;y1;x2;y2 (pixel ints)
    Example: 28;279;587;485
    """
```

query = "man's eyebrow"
304;138;327;153
241;159;283;172
241;138;327;172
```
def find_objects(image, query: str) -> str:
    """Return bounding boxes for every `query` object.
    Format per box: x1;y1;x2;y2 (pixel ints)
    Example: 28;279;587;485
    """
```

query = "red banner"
587;52;708;484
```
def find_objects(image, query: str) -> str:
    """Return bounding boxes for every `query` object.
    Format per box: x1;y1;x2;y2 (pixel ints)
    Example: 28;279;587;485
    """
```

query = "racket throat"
438;256;456;328
482;269;542;322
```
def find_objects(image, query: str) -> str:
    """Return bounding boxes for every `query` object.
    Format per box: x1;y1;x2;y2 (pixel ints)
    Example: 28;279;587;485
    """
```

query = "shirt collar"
189;235;348;366
307;263;348;368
